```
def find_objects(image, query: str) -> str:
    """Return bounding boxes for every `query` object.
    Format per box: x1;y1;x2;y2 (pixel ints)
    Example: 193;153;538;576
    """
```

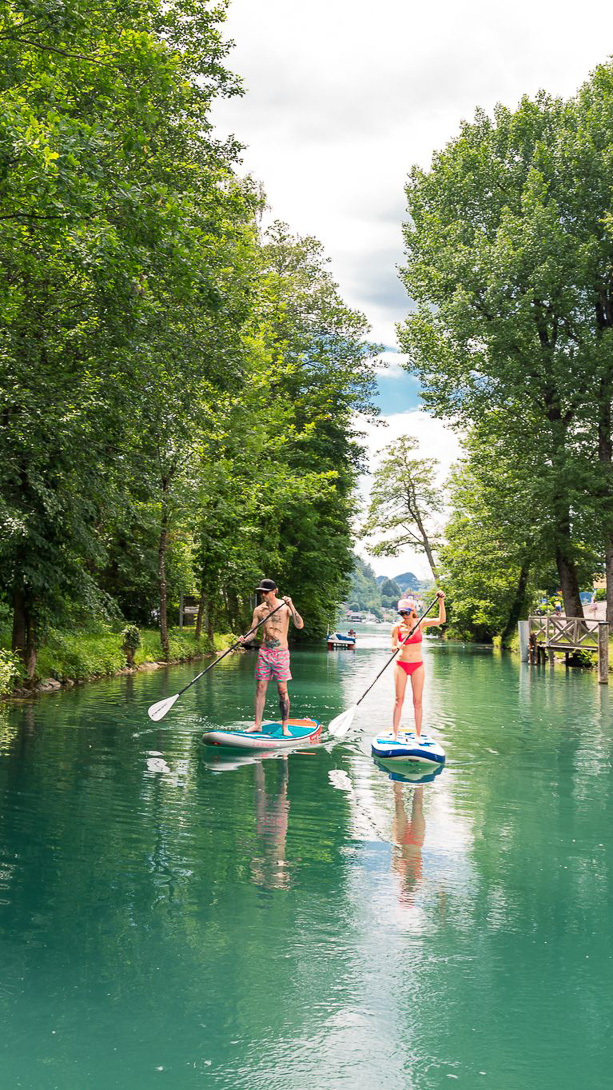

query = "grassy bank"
0;625;236;696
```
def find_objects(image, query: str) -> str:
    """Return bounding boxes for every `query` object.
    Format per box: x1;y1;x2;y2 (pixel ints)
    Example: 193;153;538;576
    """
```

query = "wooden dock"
518;615;609;683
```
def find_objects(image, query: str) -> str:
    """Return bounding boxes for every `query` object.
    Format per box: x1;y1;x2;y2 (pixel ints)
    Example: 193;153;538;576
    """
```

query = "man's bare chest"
260;608;289;647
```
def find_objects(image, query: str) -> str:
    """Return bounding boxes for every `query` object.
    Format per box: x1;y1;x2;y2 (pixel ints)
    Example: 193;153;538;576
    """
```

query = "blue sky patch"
375;368;422;416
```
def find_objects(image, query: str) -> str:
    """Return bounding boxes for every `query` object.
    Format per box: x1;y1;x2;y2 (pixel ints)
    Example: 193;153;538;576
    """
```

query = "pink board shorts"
255;647;292;682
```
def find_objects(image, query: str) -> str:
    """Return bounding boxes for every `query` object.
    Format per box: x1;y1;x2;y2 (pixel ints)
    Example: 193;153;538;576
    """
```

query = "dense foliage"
0;1;380;680
439;426;574;643
347;557;385;617
399;64;613;632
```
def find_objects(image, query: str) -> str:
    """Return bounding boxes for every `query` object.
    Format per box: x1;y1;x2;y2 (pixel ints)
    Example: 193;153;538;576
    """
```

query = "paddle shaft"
354;596;441;709
175;599;289;698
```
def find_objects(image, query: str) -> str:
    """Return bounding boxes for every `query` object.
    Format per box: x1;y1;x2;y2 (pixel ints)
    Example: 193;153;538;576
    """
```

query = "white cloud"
214;0;613;346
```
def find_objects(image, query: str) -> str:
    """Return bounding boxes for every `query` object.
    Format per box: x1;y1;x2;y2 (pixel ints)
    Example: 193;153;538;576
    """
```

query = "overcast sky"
212;1;613;579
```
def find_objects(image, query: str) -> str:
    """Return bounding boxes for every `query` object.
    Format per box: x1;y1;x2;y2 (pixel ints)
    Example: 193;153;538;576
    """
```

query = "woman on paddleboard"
391;592;446;741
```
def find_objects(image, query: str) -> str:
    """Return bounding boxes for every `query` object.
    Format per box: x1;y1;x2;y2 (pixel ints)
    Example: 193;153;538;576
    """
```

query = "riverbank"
0;625;235;700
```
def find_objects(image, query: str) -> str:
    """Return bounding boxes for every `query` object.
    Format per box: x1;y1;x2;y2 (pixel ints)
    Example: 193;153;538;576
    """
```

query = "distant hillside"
395;571;420;592
376;570;420;592
347;559;428;618
347;556;384;618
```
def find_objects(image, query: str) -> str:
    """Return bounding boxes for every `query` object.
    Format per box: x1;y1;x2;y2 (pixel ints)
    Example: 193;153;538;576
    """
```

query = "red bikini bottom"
397;660;424;676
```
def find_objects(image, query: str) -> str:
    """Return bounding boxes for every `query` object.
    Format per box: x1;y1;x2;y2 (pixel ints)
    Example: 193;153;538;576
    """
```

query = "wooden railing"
529;614;601;650
518;615;609;684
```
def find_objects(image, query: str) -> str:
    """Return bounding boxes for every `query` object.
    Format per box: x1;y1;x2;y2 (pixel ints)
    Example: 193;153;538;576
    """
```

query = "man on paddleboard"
244;578;304;736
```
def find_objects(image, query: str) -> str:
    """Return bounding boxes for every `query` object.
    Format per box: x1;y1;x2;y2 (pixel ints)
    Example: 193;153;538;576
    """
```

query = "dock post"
518;620;529;662
598;623;609;684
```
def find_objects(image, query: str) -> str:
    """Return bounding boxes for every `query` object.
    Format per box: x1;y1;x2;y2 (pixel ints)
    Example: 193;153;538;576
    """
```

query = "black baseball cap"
256;578;277;593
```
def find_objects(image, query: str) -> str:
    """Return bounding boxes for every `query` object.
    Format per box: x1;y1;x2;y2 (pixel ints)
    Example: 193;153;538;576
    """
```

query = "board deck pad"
371;730;446;766
202;718;321;752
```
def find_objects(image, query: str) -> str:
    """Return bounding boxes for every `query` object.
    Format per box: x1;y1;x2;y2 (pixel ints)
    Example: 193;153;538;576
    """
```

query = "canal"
1;627;612;1088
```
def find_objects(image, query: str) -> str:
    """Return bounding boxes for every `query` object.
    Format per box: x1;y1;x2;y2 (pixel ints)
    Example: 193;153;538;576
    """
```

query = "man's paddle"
147;600;288;722
328;595;441;739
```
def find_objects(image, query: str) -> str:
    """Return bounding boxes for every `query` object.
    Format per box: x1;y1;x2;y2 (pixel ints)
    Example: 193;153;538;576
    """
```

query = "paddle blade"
328;705;357;739
147;693;180;722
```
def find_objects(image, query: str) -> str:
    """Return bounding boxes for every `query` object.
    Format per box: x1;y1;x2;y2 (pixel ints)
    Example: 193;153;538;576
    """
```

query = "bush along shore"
0;627;235;699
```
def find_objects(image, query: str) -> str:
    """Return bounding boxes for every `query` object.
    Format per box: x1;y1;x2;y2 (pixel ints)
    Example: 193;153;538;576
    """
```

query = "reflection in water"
251;759;290;890
374;757;445;785
392;783;425;905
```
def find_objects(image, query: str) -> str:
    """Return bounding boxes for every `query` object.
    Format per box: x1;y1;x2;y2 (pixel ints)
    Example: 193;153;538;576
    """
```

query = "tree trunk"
11;586;37;680
422;536;438;581
195;591;215;641
227;590;240;633
555;546;583;617
500;561;531;647
413;508;438;580
195;591;206;640
158;478;170;660
606;540;613;626
597;379;613;623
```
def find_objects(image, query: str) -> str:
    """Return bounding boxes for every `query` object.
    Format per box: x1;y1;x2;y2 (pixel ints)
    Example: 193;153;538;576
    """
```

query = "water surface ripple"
1;627;612;1088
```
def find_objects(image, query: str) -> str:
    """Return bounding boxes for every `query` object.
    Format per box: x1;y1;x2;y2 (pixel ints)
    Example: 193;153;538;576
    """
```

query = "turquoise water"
1;627;612;1088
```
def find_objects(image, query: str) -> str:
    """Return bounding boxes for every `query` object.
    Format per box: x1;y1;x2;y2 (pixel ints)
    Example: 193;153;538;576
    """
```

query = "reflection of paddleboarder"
392;784;425;904
251;761;290;890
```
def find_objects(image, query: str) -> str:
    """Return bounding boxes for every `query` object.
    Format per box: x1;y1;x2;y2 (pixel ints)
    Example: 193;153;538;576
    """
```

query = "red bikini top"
399;625;422;646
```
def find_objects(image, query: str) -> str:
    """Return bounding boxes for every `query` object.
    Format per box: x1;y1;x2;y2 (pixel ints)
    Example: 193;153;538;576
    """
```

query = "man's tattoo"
279;694;290;722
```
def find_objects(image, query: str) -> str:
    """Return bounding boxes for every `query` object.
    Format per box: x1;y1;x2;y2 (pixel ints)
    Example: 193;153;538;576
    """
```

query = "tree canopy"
399;64;613;625
0;2;380;678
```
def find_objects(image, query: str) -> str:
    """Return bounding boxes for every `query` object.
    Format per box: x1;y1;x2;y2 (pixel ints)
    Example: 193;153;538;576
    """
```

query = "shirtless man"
244;578;304;735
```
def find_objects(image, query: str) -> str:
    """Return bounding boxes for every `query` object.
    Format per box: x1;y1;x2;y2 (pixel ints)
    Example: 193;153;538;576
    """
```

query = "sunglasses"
398;609;415;616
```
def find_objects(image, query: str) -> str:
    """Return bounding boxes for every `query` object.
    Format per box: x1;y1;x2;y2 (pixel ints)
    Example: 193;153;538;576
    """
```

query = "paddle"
147;599;288;722
328;595;441;739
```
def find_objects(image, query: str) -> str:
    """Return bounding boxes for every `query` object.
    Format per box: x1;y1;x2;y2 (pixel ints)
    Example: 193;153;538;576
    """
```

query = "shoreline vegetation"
1;3;382;688
0;627;236;701
3;615;609;702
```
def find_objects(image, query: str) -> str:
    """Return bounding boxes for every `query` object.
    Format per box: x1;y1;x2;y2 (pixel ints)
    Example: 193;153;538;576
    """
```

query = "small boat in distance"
326;631;357;650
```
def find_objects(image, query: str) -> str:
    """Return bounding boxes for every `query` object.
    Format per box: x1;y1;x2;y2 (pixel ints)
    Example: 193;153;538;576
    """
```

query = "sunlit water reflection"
1;624;612;1088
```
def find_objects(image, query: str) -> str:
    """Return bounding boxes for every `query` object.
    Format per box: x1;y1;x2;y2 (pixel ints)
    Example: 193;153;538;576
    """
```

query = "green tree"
398;91;603;617
0;0;245;673
347;556;384;618
362;436;442;580
379;577;402;608
441;410;600;642
566;66;613;623
249;223;383;636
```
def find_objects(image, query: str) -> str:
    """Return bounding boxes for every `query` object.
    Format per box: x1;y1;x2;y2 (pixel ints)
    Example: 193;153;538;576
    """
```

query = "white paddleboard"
202;718;321;753
370;731;446;766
